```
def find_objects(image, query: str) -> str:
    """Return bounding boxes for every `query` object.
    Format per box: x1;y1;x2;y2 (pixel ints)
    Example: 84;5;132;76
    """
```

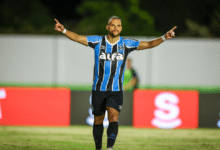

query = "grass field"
0;126;220;150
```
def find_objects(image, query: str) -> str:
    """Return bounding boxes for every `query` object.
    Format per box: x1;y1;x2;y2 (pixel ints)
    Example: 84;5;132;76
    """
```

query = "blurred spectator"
123;58;139;92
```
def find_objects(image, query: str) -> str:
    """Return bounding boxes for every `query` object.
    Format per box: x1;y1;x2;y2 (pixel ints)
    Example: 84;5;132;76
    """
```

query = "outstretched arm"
137;26;177;50
54;19;88;46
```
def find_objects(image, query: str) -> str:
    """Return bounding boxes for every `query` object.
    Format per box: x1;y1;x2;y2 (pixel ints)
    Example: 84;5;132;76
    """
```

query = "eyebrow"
109;21;122;26
110;24;121;26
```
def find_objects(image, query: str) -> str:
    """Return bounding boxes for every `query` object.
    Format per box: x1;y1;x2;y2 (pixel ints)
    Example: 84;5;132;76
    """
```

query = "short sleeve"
123;38;141;53
87;35;102;48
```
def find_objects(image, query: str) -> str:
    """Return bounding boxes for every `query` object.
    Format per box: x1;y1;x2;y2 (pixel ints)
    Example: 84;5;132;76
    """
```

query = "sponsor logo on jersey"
99;52;124;61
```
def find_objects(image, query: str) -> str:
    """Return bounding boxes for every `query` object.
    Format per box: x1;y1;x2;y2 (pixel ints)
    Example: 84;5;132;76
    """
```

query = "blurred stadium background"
0;0;220;149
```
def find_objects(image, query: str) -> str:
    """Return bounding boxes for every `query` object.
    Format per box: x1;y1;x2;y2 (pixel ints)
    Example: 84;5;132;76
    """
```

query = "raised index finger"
171;26;177;31
54;19;60;24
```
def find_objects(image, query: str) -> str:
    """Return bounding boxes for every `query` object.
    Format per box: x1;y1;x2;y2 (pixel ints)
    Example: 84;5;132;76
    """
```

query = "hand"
165;26;177;40
54;19;65;32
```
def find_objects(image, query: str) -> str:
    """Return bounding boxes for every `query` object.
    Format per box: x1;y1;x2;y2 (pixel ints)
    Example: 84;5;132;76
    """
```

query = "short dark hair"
108;16;122;24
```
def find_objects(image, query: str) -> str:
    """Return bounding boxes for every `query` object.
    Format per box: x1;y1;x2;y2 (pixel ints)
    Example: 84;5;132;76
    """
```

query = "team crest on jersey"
99;52;124;61
118;45;124;52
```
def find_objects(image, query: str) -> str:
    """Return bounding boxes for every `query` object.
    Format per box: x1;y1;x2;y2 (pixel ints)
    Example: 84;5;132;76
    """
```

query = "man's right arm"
64;29;88;46
54;19;88;46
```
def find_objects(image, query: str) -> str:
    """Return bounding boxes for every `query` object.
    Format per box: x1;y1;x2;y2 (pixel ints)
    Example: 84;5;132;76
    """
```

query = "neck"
107;34;120;44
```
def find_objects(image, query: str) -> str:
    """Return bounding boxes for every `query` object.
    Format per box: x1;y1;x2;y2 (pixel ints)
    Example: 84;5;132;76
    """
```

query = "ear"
106;25;109;31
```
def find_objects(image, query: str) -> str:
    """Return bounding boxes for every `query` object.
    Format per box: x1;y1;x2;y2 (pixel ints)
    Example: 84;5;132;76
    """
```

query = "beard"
109;30;120;37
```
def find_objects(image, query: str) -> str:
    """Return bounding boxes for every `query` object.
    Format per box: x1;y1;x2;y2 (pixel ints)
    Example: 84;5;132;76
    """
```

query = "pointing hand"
165;26;177;40
54;19;65;32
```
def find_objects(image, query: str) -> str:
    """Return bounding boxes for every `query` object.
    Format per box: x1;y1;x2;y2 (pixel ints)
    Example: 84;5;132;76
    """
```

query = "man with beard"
54;16;176;150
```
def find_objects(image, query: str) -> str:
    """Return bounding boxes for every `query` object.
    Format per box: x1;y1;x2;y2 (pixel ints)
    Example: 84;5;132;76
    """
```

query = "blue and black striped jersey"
87;35;140;91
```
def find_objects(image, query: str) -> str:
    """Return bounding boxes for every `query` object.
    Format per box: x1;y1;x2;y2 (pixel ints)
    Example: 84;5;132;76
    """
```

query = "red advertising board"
0;87;70;126
133;89;199;129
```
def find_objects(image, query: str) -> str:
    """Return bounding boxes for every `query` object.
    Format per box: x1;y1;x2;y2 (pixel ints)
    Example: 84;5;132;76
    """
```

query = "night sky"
0;0;82;21
0;0;219;37
41;1;82;21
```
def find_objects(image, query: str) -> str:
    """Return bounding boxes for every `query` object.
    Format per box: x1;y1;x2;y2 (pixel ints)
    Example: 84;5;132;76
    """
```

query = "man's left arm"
137;26;177;50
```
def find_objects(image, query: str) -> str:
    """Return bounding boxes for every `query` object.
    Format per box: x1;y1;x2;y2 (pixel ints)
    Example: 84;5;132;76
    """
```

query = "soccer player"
54;16;176;150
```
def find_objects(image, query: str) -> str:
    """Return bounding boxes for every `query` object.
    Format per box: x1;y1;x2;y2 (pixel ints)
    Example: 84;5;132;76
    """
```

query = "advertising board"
0;87;70;126
199;94;220;128
133;89;199;129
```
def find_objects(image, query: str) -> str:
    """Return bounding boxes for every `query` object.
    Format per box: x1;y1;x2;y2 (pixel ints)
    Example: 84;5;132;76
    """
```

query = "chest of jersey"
95;41;125;62
87;36;140;91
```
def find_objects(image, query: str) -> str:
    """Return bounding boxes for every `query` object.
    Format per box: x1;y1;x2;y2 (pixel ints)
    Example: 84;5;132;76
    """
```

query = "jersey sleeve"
86;35;102;49
124;38;141;53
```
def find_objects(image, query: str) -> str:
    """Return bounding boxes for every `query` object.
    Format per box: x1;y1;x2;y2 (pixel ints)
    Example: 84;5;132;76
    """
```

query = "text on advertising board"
133;89;199;129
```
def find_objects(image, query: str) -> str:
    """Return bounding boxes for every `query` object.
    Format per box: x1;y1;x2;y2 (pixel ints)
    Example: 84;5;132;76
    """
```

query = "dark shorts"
92;90;123;116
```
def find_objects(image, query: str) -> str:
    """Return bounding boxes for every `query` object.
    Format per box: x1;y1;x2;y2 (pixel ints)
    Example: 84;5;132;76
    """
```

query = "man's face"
106;19;122;37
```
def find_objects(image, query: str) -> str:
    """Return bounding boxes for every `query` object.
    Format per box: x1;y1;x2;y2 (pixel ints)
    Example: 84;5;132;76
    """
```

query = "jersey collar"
105;35;121;46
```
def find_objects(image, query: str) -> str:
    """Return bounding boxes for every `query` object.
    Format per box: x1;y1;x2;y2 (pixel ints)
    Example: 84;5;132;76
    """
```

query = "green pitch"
0;126;220;150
